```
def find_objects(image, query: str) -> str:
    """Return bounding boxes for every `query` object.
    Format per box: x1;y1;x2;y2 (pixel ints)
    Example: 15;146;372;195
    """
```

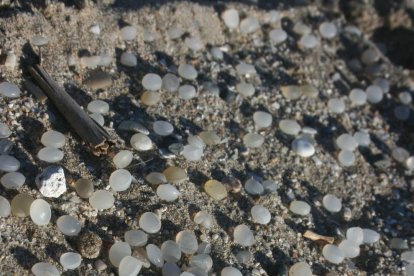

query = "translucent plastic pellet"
292;138;315;157
322;194;342;213
279;119;301;136
354;131;370;146
57;215;81;236
153;121;174;136
182;145;203;161
240;17;260;34
120;52;137;67
319;22;337;39
90;113;105;126
119;256;142;276
390;238;408;250
87;100;109;114
31;262;59;276
262;179;277;193
157;184;180;201
139;212;161;233
362;228;380;244
347;227;364;245
236;82;255;97
38;147;64;163
190;254;213;272
125;230;148;247
109;169;132;192
402;251;414;264
289;200;310;216
281;85;301;100
142;73;162;91
0;195;11;217
0;82;21;98
221;267;242;276
251;204;271;224
328;98;345;113
176;230;198;254
178;64;198;80
146;244;164;267
235;250;251;264
141;91;160;106
293;22;311;35
109;242;132;267
162;262;181;276
366;85;383;104
31;35;49;46
361;48;379;64
392;147;410;163
1;172;25;189
349;88;367;105
394;105;410;121
204;180;228;200
89;190;115;210
399;91;412;105
120;26;137;41
300;84;319;98
130;133;153;151
221;9;239;29
269;29;287;44
253;111;272;129
244;178;264;195
185;36;204;51
322;244;345;264
179;85;197;100
60;252;82;270
41;130;66;148
163;167;187;184
188;135;206;149
197;242;212;254
336;134;358;151
338;240;360;258
161;240;182;262
143;29;157;42
0;139;13;155
113;150;133;169
210;47;223;60
74;178;94;199
299;34;319;49
30;199;51;225
194;211;213;228
0;155;20;172
161;74;180;93
11;193;34;217
289;262;312;276
233;224;255;247
167;26;184;40
338;150;355;167
146;172;167;185
199;131;221;145
243;133;264;148
235;62;256;76
0;123;11;138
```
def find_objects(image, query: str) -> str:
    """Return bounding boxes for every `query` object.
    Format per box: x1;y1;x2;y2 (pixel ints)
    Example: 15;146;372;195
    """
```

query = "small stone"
240;17;260;34
142;73;162;91
109;242;132;267
131;133;153;151
289;262;312;276
1;172;25;189
178;64;198;80
161;240;181;262
289;200;311;216
222;176;242;193
146;172;167;185
319;22;337;39
194;211;213;228
292;138;315;157
366;85;383;104
30;199;51;225
338;240;360;258
204;180;228;200
0;123;11;138
163;167;187;184
31;263;59;276
323;244;345;264
221;9;239;29
322;194;342;212
235;250;251;264
153;121;174;136
157;184;180;201
349;89;367;105
251;204;271;224
57;215;81;236
141;91;161;106
41;130;66;148
119;256;142;276
120;52;137;67
120;26;137;40
281;85;301;100
5;51;17;69
0;155;20;172
245;178;264;195
84;72;112;90
236;82;255;97
109;169;132;192
146;244;164;267
87;100;109;114
38;147;64;163
60;252;82;270
35;166;66;198
167;26;184;40
390;238;408;250
179;85;197;100
243;133;264;148
162;74;180;92
199;131;220;145
362;229;380;244
0;82;21;98
139;212;161;233
125;230;148;247
176;230;198;254
233;224;255;247
338;150;355;167
113;150;133;169
11;193;34;217
300;84;319;98
89;190;115;210
346;227;364;245
89;24;100;35
0;195;11;217
74;178;94;199
328;98;345;113
279;119;301;136
94;259;107;271
269;29;287;44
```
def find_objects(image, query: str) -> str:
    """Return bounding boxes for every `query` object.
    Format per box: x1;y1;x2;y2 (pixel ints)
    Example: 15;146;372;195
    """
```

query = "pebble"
109;241;132;267
328;98;345;113
31;262;59;276
221;267;242;276
179;85;197;100
176;230;198;254
279;119;301;136
57;215;81;236
292;138;315;157
41;130;66;148
143;29;157;42
87;100;109;114
236;82;255;97
0;82;21;98
240;17;260;34
130;133;153;151
0;123;11;138
366;85;383;104
84;72;112;90
0;195;11;217
243;133;264;148
125;230;148;247
222;9;240;29
109;169;132;192
157;184;180;201
251;204;271;224
253;111;272;129
394;105;410;121
146;244;164;267
322;194;342;212
1;171;25;189
120;26;137;41
338;150;355;167
11;193;34;217
346;227;364;245
89;190;115;210
322;244;345;264
233;224;255;247
167;26;184;40
119;256;142;276
35;166;66;197
222;176;242;193
336;134;358;151
289;200;311;216
289;262;312;276
0;139;13;155
146;172;167;185
78;232;102;259
141;91;161;106
0;155;20;172
299;34;319;49
30;198;51;225
319;22;337;39
235;250;251;264
161;240;181;262
31;35;48;46
269;29;287;44
245;178;264;195
178;64;198;80
194;211;213;228
94;259;107;271
362;228;380;244
142;73;162;91
354;131;370;146
338;240;360;258
119;120;149;134
120;52;137;67
113;150;133;169
74;178;94;199
204;180;228;200
162;74;180;92
349;88;367;105
139;212;161;233
38;147;64;163
281;85;301;100
163;167;187;184
390;238;408;249
190;254;213;272
300;84;319;98
153;121;174;136
199;131;221;145
236;62;256;76
402;251;414;264
60;252;82;270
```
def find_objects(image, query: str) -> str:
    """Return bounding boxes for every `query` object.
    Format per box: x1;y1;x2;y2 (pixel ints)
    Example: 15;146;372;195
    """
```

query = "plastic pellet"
338;150;355;167
139;212;161;233
292;138;315;157
185;36;204;51
1;172;25;189
0;155;20;172
119;256;142;276
0;123;11;138
11;193;34;217
131;133;153;151
279;119;301;136
235;62;256;76
221;267;242;276
146;244;164;267
251;204;271;224
60;252;82;270
141;91;161;106
322;244;345;264
349;89;367;105
120;52;137;67
236;82;255;97
153;121;174;136
233;224;255;247
245;178;264;195
74;178;94;199
269;29;287;44
338;240;360;258
289;200;310;216
161;240;181;262
243;133;264;148
31;262;59;276
362;229;380;244
322;194;342;213
336;134;358;151
253;111;272;129
57;215;81;236
109;169;132;192
190;254;213;272
142;73;162;91
163;167;187;184
299;34;319;49
90;113;105;126
178;64;198;80
289;262;312;276
346;227;364;245
157;184;180;201
0;82;21;98
179;85;197;100
354;131;370;146
199;131;221;145
281;85;301;100
89;190;115;210
221;9;239;29
162;74;180;92
204;180;228;200
319;22;337;39
109;242;132;267
113;150;133;169
366;85;383;104
30;199;51;225
120;26;137;41
146;172;167;185
87;100;109;114
0;195;11;217
41;130;66;148
38;147;64;163
194;211;213;228
328;98;345;113
240;17;260;34
125;230;148;247
176;230;198;254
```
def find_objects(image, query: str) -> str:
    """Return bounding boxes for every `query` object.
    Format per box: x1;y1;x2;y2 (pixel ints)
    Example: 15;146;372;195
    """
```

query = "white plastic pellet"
109;169;132;192
31;262;59;276
153;121;174;136
240;17;260;34
109;241;132;267
89;23;100;35
30;199;51;225
0;195;11;217
251;204;271;224
57;215;81;236
161;240;181;262
90;113;105;126
279;119;301;136
362;228;380;244
235;62;256;76
233;224;255;247
244;178;264;195
157;184;180;201
38;147;64;163
210;47;223;60
399;92;412;105
289;200;311;216
289;262;312;276
187;135;206;149
221;9;239;29
354;131;371;146
346;227;364;245
131;133;153;151
87;100;109;114
392;147;410;163
338;240;360;258
167;26;184;40
182;145;203;161
366;85;383;104
142;73;162;91
236;82;255;97
146;172;167;185
293;22;311;35
139;212;161;233
262;179;277;193
162;262;181;276
292;138;315;157
319;22;337;39
0;123;11;138
120;26;137;41
221;267;242;276
89;190;115;210
120;52;137;67
361;49;379;64
402;251;414;264
1;172;25;189
349;89;367;105
338;150;355;167
299;34;319;49
162;74;180;92
269;29;287;45
336;134;358;151
243;133;264;148
41;130;66;148
322;194;342;213
176;230;198;255
178;64;198;80
113;150;133;169
194;211;213;228
179;85;197;100
253;111;272;129
190;254;213;272
328;98;345;113
322;244;345;264
119;256;142;276
60;252;82;270
125;230;148;247
143;29;157;42
0;82;21;98
185;36;204;51
146;244;164;267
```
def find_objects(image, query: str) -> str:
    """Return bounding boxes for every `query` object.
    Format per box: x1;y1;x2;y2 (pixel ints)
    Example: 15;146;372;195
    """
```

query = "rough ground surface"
0;0;414;275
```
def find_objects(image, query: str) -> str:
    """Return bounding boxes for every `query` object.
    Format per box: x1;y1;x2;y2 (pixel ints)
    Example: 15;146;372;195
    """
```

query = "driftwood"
27;63;111;155
303;230;335;245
